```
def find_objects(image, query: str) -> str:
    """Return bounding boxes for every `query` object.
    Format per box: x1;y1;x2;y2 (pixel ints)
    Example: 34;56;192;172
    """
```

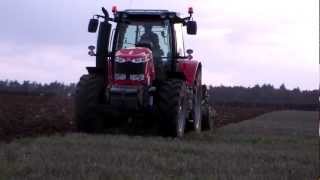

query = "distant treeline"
0;80;318;109
208;84;318;110
0;80;76;96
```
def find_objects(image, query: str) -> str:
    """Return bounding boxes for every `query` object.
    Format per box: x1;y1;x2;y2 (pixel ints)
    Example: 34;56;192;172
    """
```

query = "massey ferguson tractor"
74;6;214;137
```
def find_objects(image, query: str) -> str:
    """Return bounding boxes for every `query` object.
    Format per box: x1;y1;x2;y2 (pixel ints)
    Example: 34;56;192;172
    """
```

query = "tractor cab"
87;7;197;86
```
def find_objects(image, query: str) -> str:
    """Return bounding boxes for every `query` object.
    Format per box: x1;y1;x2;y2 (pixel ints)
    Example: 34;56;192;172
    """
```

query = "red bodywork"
107;47;200;87
178;59;201;86
109;47;155;86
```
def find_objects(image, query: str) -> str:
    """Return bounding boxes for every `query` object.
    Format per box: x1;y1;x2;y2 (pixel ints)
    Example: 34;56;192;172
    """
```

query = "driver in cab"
139;24;163;58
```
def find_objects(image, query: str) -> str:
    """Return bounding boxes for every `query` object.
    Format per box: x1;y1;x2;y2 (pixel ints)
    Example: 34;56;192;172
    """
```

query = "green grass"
0;111;318;180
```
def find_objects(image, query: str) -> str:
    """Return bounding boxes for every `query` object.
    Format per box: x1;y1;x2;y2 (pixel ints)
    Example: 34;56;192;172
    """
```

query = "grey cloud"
0;1;106;45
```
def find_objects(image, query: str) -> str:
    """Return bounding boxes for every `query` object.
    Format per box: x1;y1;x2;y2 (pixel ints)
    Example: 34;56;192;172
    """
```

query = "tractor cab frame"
88;8;197;83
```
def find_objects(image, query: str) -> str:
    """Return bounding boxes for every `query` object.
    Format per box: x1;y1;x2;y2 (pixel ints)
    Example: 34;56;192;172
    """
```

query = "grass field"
0;111;318;180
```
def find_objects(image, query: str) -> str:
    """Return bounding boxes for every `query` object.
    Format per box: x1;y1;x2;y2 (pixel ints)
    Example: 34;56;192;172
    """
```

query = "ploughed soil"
0;94;275;142
0;94;74;142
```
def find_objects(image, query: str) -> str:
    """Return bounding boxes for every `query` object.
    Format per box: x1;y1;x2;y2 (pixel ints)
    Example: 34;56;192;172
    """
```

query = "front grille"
114;62;145;80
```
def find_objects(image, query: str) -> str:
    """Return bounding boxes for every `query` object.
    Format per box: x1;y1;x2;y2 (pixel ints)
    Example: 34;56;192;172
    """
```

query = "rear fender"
178;60;201;86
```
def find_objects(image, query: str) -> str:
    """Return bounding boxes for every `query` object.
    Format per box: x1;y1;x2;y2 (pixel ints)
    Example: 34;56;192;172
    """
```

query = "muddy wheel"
192;70;202;133
201;85;214;131
156;79;187;138
74;74;104;133
201;104;214;131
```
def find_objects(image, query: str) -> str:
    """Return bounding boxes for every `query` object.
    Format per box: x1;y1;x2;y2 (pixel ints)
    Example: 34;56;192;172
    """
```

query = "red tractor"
75;7;214;137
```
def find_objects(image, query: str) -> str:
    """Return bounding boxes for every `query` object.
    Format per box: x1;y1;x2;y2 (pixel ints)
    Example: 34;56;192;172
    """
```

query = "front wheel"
155;79;187;138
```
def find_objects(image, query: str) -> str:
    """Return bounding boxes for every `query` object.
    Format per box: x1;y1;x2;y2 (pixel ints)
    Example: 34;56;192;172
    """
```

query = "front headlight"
115;57;126;63
130;74;145;81
114;73;126;80
131;57;145;63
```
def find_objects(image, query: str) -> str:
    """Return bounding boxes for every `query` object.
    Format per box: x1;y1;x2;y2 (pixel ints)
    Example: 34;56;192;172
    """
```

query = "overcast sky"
0;0;318;90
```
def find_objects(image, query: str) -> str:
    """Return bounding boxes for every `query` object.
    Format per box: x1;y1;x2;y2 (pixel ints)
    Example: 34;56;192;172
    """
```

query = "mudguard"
178;60;201;86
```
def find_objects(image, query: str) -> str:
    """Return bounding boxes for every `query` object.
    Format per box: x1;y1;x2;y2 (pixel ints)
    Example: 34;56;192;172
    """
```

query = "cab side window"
174;23;185;57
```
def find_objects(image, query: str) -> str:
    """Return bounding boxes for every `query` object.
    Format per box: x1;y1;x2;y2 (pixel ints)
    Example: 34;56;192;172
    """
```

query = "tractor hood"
115;47;152;62
112;47;155;86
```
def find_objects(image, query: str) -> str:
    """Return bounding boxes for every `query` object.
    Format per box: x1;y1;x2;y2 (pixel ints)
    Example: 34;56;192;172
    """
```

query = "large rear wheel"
201;85;215;131
74;74;104;133
192;70;202;133
156;79;187;138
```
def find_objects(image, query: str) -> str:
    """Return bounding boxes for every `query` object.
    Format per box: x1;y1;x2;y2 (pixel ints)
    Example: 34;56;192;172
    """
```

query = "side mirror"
186;21;197;35
88;18;99;33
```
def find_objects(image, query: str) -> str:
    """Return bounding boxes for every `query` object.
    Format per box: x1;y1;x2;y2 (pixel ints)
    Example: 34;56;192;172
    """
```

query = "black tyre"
192;70;202;133
201;85;214;131
155;79;187;138
201;103;214;131
74;74;104;133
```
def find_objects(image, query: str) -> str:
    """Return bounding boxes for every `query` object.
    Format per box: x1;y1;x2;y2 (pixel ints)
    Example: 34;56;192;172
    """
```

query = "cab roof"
115;9;184;23
123;9;179;16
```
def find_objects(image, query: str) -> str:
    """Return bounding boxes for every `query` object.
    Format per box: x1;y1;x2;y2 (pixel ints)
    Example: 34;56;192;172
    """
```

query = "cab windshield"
115;21;172;61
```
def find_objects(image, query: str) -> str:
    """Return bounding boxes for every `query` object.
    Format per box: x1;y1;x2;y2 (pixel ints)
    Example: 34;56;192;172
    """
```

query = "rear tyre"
201;86;214;131
192;71;202;133
201;103;214;131
74;74;104;133
156;79;187;138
